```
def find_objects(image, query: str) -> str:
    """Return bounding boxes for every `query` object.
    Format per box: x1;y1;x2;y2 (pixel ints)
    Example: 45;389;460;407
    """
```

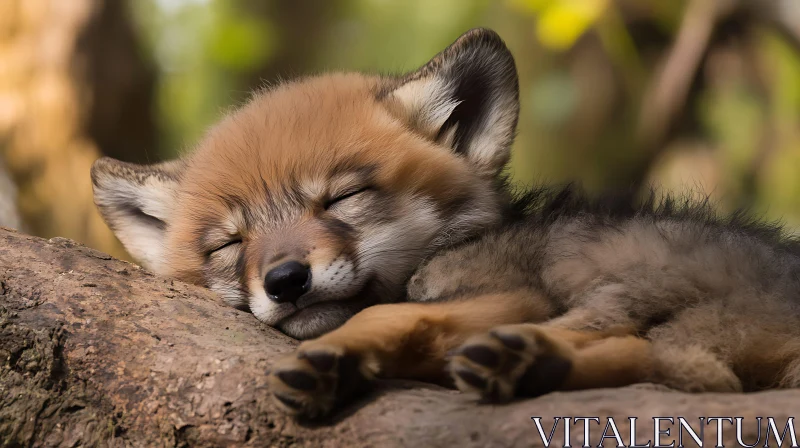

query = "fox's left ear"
90;157;184;272
380;28;519;176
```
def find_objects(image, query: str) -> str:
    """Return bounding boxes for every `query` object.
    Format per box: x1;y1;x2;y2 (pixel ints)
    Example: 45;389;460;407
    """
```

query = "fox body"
92;29;800;418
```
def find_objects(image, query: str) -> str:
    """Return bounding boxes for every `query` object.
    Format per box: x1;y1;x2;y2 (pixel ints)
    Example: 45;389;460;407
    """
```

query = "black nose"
265;261;311;304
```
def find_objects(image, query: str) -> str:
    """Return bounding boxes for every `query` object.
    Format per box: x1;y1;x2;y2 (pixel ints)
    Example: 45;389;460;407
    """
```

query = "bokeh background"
1;0;799;260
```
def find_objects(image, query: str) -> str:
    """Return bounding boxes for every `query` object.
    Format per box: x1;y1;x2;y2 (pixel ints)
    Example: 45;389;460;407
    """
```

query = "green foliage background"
130;0;800;228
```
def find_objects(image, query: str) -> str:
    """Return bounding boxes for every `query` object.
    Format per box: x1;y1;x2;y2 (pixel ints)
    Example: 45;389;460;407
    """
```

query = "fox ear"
91;157;184;272
381;28;519;176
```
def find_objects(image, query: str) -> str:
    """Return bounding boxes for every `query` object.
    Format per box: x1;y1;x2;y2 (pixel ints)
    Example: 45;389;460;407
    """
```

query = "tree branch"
0;227;794;446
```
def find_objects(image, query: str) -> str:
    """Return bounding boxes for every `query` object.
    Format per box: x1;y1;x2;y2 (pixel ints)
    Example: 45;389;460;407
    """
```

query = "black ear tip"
458;28;504;43
440;28;517;82
451;27;512;55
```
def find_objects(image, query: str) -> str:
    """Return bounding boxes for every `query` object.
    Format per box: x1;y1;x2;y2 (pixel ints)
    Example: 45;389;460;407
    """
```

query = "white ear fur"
381;28;519;176
388;77;461;138
91;157;184;272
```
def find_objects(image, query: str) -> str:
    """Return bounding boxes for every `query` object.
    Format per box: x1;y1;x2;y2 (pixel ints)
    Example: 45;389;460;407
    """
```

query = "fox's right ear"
91;157;184;272
380;28;519;177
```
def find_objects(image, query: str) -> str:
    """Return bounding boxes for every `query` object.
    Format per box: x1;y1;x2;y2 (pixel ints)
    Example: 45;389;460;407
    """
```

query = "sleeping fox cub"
92;29;800;418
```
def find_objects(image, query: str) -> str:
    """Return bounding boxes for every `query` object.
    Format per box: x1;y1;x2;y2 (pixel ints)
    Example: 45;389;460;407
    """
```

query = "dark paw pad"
273;393;304;410
461;345;500;368
299;350;337;372
276;370;318;391
449;325;574;403
491;331;526;351
516;355;572;397
269;345;372;419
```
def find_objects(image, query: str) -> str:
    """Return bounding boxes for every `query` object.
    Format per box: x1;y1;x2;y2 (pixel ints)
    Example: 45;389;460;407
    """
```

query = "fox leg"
268;290;552;418
450;320;745;401
449;323;652;401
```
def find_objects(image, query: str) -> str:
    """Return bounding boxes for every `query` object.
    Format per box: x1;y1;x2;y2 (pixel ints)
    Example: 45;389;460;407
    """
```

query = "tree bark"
0;226;797;447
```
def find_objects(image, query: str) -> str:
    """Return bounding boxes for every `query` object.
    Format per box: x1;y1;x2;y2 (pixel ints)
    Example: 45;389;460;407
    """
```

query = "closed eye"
324;186;372;210
209;238;242;255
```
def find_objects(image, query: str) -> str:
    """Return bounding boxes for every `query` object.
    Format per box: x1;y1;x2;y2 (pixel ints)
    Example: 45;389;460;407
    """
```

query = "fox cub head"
91;29;519;339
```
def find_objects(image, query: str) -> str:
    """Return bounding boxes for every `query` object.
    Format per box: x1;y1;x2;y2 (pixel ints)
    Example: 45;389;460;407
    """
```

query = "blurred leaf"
537;0;609;51
509;0;610;51
507;0;551;14
208;5;274;71
764;31;800;116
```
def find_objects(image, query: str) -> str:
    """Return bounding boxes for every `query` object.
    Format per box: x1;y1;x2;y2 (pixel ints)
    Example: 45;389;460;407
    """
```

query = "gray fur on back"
408;186;800;391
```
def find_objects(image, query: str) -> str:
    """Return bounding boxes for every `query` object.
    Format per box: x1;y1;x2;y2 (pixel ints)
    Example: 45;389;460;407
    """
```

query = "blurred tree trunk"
0;160;22;230
0;0;157;259
239;0;345;88
77;1;158;165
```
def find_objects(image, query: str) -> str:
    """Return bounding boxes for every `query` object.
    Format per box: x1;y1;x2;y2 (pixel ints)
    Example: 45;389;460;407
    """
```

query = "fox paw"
268;344;370;418
449;325;574;402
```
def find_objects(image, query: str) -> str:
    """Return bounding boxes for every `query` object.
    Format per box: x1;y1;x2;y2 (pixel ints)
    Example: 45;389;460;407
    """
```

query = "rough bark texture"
1;226;799;447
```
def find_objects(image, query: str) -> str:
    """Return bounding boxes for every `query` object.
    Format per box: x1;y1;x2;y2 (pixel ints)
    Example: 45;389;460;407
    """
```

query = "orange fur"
91;28;800;421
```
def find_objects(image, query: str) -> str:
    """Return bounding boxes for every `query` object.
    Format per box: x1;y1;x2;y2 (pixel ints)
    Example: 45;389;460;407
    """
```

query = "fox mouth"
289;272;376;309
275;295;377;339
272;277;379;339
